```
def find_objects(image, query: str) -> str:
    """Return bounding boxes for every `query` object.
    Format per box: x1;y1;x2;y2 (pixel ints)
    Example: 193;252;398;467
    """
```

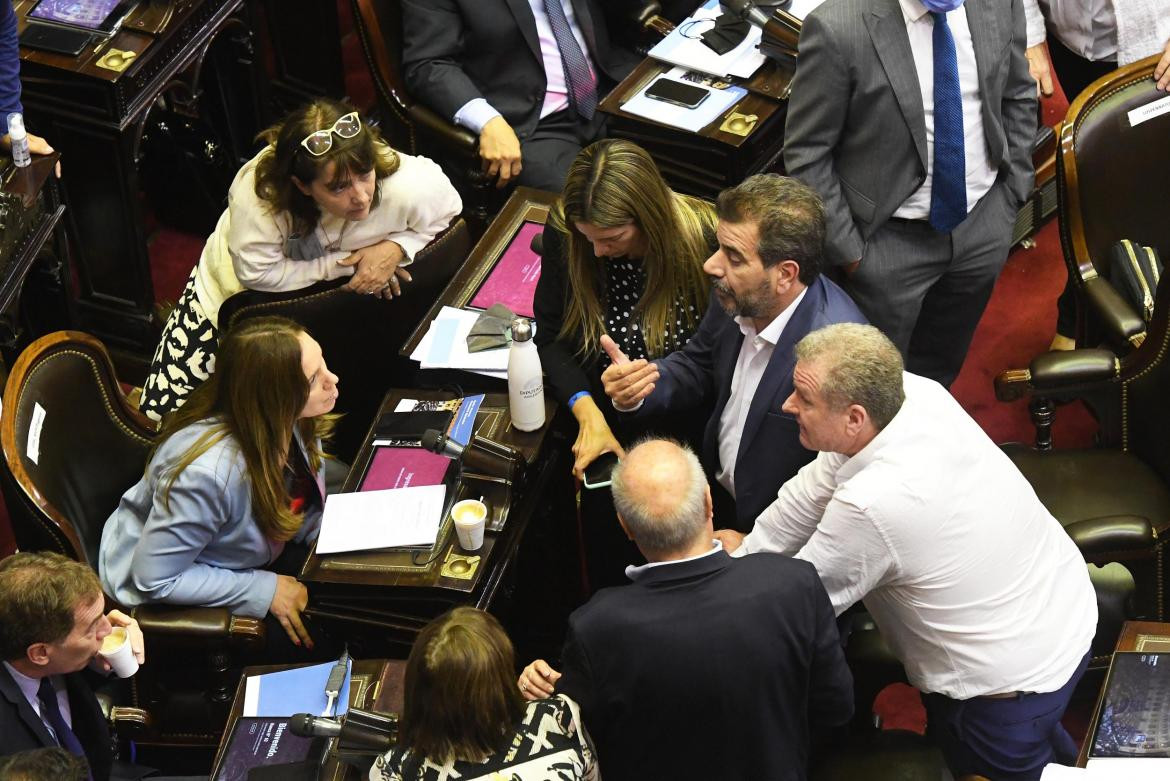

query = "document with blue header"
241;659;353;718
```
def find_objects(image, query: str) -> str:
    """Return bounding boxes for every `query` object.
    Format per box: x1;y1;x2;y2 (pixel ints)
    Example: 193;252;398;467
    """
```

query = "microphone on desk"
720;0;774;29
288;709;396;752
421;429;523;481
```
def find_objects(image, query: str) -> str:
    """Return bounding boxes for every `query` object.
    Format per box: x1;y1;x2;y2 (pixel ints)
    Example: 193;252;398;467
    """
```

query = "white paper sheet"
410;306;511;373
648;0;765;78
622;66;747;132
316;484;447;554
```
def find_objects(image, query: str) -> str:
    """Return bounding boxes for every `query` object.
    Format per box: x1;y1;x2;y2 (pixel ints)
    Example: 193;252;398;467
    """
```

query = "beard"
711;277;774;320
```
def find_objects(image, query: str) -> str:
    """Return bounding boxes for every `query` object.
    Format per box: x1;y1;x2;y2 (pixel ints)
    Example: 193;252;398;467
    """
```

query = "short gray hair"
795;323;905;430
715;174;825;283
610;438;708;558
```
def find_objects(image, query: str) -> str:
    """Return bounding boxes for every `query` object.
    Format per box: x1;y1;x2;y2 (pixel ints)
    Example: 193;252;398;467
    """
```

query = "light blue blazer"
99;418;324;618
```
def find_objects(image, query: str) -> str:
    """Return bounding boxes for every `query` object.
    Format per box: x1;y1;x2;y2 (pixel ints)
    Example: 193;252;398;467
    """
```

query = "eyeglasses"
300;112;362;156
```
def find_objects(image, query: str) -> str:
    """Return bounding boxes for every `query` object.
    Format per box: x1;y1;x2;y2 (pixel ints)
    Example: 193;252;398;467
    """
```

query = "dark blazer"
0;665;112;781
634;275;866;531
783;0;1036;265
556;550;854;781
401;0;641;140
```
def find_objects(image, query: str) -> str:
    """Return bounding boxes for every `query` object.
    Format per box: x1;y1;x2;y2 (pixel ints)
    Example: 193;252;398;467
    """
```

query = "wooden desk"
300;388;571;656
1077;620;1170;766
0;154;73;368
210;659;405;781
598;57;792;199
16;0;262;360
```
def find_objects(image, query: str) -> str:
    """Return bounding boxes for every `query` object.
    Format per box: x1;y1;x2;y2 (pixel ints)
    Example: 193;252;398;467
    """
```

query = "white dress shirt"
734;372;1097;699
624;540;723;581
893;0;997;221
454;0;597;134
715;288;807;498
2;662;73;740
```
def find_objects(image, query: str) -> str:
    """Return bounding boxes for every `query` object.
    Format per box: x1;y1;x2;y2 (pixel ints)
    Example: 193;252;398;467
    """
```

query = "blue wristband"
568;391;591;409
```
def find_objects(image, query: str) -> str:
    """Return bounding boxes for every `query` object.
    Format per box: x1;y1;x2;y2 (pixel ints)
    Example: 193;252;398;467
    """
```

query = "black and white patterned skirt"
140;267;219;421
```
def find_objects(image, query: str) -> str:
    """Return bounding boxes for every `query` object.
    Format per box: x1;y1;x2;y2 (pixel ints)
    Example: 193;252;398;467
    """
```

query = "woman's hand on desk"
518;659;561;701
340;240;411;299
270;574;314;649
571;396;625;480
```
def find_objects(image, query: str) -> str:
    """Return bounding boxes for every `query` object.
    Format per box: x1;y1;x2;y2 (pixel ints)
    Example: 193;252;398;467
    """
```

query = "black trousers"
516;108;608;192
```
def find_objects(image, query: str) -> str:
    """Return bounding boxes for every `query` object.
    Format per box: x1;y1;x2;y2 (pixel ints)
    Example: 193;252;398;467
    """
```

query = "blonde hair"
154;317;335;542
551;139;714;358
795;323;906;430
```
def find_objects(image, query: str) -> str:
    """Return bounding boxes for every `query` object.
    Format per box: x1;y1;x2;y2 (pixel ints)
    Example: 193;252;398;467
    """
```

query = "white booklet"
316;484;447;554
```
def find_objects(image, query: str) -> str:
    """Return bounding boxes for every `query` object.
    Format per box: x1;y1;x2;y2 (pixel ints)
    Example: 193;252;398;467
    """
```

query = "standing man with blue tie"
784;0;1037;386
401;0;641;191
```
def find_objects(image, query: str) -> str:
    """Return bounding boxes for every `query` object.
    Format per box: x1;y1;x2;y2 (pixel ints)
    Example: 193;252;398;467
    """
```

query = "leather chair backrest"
0;332;156;567
1060;54;1170;283
218;219;472;461
1120;274;1170;482
350;0;415;152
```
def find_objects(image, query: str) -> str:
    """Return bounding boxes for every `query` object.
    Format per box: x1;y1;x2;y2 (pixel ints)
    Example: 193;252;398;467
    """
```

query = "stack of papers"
648;0;765;79
622;66;747;133
410;306;510;379
317;484;446;553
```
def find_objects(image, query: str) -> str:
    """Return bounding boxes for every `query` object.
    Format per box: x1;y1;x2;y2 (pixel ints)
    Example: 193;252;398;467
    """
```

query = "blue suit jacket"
635;275;866;531
0;666;111;780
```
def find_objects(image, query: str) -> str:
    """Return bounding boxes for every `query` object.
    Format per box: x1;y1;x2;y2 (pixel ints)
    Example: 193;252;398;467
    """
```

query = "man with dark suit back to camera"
783;0;1037;386
400;0;641;191
517;438;853;781
599;175;866;532
0;552;146;781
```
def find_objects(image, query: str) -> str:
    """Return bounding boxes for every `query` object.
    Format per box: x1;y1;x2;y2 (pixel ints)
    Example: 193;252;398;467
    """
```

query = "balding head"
611;439;712;560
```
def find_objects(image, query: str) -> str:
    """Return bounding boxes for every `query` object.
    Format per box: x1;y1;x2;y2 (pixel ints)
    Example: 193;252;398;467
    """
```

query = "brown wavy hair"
253;98;400;236
550;139;714;358
398;608;524;764
153;317;335;542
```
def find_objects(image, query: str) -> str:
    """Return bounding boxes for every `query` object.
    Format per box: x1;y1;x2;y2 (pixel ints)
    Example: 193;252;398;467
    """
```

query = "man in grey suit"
784;0;1036;386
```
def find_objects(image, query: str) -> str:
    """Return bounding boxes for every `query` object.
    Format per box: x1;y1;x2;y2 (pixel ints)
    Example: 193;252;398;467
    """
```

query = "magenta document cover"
469;221;543;318
360;447;450;491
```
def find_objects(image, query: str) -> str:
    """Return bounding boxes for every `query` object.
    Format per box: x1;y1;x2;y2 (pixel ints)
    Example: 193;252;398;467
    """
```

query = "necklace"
320;218;349;252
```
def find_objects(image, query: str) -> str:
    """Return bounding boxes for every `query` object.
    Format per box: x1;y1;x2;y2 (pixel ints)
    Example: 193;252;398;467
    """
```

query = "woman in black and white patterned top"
534;140;717;480
370;608;597;781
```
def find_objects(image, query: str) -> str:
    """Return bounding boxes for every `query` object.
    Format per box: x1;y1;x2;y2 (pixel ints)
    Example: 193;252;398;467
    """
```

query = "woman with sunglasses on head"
102;317;338;655
139;98;462;421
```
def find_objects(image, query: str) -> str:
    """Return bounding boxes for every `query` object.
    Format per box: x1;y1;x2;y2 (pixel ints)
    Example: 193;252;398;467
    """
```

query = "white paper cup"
98;626;139;678
452;499;487;552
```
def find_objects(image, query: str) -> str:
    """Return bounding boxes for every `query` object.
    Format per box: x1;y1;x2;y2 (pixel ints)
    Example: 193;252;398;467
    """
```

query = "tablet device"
1088;652;1170;758
26;0;137;35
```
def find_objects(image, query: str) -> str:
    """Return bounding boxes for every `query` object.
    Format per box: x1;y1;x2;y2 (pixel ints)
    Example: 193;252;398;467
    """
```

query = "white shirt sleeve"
1022;0;1047;48
734;452;845;557
454;98;502;135
793;498;899;616
227;193;352;293
379;153;463;262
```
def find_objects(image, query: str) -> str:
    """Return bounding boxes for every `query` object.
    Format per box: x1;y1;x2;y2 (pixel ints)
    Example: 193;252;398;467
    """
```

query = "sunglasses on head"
300;112;362;156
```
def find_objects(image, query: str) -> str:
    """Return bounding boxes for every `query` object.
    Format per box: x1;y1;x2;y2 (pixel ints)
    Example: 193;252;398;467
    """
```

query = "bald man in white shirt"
717;323;1097;781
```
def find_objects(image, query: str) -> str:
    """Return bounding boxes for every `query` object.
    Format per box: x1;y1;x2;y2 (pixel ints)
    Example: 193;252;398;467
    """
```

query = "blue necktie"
929;11;966;233
37;677;89;765
543;0;597;120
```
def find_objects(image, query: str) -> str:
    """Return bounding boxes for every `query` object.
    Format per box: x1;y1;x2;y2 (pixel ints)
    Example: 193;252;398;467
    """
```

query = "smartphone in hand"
583;451;620;490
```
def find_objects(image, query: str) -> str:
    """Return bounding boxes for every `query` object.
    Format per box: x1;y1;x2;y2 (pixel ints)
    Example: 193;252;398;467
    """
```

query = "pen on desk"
323;646;350;717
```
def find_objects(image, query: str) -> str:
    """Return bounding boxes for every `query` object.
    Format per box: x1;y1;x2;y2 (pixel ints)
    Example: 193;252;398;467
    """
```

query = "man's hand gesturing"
600;334;660;411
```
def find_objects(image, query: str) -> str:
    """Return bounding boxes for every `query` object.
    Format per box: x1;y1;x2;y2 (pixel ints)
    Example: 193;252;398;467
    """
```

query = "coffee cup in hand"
452;499;488;552
98;626;139;678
